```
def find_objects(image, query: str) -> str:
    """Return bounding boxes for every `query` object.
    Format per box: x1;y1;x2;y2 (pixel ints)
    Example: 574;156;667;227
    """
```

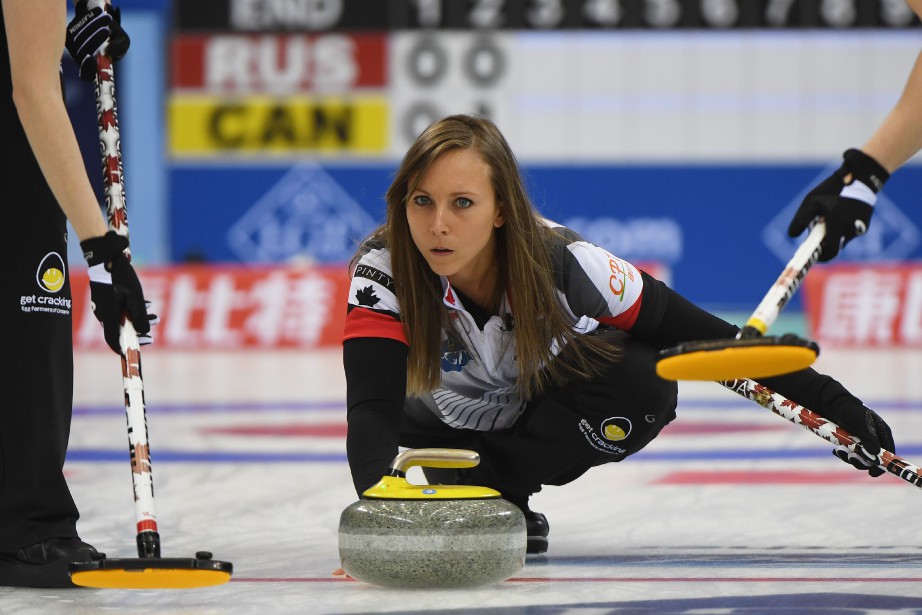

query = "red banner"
73;262;669;350
72;265;350;350
803;264;922;347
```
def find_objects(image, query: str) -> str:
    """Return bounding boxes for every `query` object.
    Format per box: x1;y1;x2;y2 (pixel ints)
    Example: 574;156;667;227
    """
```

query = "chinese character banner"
804;264;922;347
72;265;350;350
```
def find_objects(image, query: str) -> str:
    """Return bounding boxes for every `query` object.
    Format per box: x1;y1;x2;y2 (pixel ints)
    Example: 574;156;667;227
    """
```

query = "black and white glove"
818;398;895;477
787;149;890;262
65;0;130;82
81;231;156;354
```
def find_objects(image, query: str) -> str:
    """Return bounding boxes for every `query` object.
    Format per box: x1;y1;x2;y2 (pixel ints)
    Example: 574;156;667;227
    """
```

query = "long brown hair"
355;114;615;398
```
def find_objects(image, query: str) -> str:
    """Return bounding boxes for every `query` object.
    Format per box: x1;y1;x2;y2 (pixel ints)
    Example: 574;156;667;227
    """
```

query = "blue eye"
455;197;473;208
412;195;431;206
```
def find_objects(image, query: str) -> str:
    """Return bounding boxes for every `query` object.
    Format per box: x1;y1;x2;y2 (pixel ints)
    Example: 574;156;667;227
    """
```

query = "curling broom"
656;222;824;381
719;378;921;489
69;15;233;589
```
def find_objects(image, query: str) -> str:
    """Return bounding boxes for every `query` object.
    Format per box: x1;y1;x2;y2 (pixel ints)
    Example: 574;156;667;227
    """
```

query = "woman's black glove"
81;231;155;353
818;397;895;477
787;149;890;262
65;0;130;81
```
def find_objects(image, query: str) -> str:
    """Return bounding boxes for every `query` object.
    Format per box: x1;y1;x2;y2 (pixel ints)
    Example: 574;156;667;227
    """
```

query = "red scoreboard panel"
172;33;388;92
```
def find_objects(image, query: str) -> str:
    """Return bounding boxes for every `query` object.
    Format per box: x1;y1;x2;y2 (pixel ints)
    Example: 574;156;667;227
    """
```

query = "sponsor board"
70;262;662;352
168;164;922;311
168;164;392;265
72;265;350;350
71;262;665;351
169;95;389;155
803;264;922;347
226;162;378;263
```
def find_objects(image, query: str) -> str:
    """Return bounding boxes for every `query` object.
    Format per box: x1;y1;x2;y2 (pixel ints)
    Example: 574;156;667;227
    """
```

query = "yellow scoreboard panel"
169;95;389;156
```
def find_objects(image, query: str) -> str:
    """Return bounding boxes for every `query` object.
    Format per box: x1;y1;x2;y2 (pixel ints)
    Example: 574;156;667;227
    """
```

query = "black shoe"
524;510;549;555
0;538;105;588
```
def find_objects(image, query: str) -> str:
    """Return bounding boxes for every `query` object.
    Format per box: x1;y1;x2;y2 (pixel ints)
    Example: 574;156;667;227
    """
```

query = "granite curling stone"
338;448;526;589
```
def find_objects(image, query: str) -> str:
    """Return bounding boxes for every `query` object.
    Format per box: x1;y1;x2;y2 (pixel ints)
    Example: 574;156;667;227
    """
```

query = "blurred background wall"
64;0;922;346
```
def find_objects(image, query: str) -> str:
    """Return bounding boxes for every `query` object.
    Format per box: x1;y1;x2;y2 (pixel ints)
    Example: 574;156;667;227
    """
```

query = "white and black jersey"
345;222;648;431
342;220;843;495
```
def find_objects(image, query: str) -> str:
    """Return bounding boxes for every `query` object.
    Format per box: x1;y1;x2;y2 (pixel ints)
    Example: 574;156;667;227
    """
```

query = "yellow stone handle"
389;448;480;474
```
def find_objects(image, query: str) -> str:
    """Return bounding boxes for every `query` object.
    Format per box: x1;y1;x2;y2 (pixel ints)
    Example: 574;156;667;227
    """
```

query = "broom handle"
92;11;161;558
718;378;922;490
739;222;824;339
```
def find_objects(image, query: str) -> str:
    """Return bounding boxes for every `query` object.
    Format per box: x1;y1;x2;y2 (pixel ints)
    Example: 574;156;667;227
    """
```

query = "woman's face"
406;148;505;287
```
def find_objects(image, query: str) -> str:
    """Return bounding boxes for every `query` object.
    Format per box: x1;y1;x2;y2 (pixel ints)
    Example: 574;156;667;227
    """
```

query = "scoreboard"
175;0;921;30
166;0;922;312
169;0;922;160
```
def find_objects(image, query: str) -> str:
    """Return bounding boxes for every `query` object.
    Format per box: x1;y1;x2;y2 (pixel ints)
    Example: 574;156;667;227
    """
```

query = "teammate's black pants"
400;330;678;508
0;172;80;551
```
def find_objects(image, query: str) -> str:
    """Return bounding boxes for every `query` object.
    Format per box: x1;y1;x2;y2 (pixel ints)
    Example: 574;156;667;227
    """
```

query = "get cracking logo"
579;418;628;456
20;253;72;315
36;252;66;293
600;417;632;441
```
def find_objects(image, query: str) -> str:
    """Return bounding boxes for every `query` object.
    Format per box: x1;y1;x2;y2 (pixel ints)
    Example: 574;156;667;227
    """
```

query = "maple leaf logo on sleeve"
355;285;380;307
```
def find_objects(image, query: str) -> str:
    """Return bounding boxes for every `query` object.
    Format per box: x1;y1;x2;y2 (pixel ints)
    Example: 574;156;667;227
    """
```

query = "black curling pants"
400;330;678;507
0;153;80;551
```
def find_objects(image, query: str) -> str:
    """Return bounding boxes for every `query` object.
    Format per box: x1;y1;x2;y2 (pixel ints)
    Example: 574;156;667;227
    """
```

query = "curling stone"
338;448;526;589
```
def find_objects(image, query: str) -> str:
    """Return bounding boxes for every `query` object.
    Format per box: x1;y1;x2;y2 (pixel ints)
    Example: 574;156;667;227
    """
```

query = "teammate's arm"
3;0;107;241
862;49;922;173
4;0;152;352
787;0;922;260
